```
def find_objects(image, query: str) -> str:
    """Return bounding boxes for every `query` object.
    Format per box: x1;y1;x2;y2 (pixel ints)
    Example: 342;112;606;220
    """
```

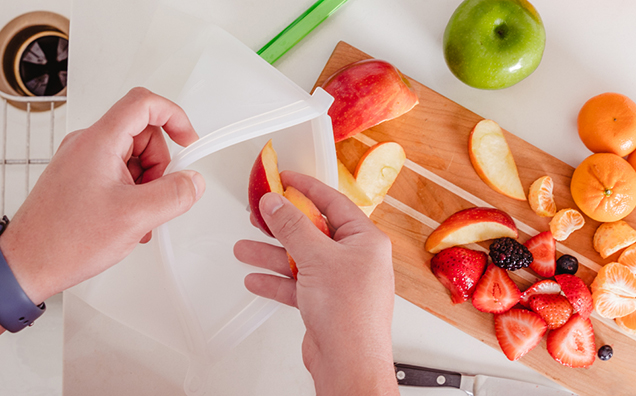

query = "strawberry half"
430;247;488;304
494;308;548;361
519;279;561;308
555;274;593;319
472;264;521;313
547;313;596;368
524;231;556;278
528;294;573;330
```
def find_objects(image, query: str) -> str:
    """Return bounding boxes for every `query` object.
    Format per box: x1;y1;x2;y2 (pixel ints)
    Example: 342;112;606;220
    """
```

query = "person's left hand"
0;87;206;305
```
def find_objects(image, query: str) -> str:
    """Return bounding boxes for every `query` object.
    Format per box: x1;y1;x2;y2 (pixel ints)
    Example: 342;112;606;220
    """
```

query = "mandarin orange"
528;175;557;217
618;243;636;275
593;221;636;259
616;310;636;335
549;208;584;241
570;153;636;222
591;262;636;319
578;92;636;157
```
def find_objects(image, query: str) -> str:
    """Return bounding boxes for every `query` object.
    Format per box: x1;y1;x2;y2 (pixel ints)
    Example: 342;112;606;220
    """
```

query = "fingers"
92;87;198;157
234;239;293;277
125;125;171;184
259;193;330;262
280;171;372;231
125;170;205;233
244;273;297;308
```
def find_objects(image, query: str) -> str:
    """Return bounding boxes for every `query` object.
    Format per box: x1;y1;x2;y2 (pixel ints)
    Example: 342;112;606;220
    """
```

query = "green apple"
443;0;546;90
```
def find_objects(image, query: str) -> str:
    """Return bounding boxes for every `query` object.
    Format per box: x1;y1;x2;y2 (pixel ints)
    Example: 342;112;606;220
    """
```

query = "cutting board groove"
313;41;636;396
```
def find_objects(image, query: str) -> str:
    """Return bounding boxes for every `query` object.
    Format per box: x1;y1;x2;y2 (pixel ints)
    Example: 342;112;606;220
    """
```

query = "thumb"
260;193;326;258
129;170;205;232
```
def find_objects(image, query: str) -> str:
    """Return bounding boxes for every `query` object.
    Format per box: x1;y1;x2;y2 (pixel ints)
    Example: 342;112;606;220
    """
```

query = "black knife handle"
394;363;462;389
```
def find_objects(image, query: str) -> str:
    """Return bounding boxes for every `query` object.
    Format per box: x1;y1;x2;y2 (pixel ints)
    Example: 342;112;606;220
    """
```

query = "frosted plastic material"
67;22;337;396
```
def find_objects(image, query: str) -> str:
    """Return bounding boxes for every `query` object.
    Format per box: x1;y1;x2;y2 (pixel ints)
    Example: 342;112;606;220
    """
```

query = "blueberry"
598;345;613;361
556;254;578;275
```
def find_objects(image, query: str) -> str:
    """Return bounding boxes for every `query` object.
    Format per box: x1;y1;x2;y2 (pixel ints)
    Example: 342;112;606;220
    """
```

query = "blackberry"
556;254;579;275
598;345;613;361
489;237;533;271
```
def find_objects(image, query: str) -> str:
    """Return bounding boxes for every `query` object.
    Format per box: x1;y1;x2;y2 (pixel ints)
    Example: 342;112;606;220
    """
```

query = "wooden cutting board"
312;41;636;396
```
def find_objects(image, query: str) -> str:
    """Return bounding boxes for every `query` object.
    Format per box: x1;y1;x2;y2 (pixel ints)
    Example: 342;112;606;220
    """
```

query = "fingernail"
261;193;284;216
191;172;205;200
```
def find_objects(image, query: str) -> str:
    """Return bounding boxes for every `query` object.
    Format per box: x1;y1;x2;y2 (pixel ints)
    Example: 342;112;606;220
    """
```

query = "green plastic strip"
257;0;350;64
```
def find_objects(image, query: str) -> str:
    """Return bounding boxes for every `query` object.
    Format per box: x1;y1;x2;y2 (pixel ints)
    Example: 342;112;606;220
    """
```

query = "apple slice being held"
248;139;284;237
354;141;406;216
322;59;419;142
337;159;373;207
284;186;331;279
469;119;526;201
425;207;518;254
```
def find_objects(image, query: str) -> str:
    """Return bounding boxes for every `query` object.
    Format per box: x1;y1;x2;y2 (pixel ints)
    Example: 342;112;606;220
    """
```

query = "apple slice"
322;59;419;142
248;139;284;237
284;186;330;279
468;119;526;201
425;207;518;254
354;141;406;216
337;159;373;207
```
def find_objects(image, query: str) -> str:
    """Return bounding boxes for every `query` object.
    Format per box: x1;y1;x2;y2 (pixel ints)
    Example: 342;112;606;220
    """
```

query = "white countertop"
59;0;636;395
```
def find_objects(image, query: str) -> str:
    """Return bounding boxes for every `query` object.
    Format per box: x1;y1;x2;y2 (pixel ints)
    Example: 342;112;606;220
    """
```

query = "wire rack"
0;90;65;215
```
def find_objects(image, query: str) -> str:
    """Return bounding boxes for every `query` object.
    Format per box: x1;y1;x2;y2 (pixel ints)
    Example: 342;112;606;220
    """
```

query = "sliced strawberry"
528;294;573;330
524;231;556;278
430;247;488;304
519;279;561;308
494;308;548;361
472;264;521;313
547;313;596;368
555;274;593;319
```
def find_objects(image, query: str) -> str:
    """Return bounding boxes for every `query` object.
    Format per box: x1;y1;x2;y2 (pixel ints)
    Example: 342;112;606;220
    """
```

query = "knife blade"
394;363;577;396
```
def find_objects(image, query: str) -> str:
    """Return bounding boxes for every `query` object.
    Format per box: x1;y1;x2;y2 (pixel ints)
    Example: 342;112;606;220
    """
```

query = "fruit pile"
427;206;597;367
463;90;636;337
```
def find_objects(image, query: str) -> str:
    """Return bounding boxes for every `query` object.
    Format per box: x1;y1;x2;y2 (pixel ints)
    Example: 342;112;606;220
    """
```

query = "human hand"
0;88;205;306
234;171;398;396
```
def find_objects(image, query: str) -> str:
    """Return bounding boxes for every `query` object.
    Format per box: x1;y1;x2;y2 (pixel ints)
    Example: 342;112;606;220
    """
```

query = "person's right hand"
234;171;398;396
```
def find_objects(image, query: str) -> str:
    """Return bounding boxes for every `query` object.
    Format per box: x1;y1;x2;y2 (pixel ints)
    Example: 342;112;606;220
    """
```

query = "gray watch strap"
0;218;46;333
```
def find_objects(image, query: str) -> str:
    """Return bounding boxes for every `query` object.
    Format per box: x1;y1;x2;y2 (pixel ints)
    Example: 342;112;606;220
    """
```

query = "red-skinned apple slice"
425;207;518;254
354;141;406;216
468;119;526;201
248;139;284;237
284;186;330;279
322;59;419;142
337;159;373;206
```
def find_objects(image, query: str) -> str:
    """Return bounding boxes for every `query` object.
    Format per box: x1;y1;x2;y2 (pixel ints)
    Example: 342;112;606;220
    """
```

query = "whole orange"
570;153;636;222
578;92;636;157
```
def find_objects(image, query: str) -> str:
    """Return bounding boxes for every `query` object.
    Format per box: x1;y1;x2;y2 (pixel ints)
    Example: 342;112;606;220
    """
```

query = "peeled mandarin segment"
615;310;636;335
528;175;557;217
570;153;636;222
468;119;526;201
593;220;636;259
549;208;585;241
577;92;636;157
618;243;636;275
592;288;636;319
590;262;636;297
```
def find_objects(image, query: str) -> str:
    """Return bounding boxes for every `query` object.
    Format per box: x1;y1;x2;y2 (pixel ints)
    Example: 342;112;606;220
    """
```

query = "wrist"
0;216;47;332
309;331;398;396
0;221;48;305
